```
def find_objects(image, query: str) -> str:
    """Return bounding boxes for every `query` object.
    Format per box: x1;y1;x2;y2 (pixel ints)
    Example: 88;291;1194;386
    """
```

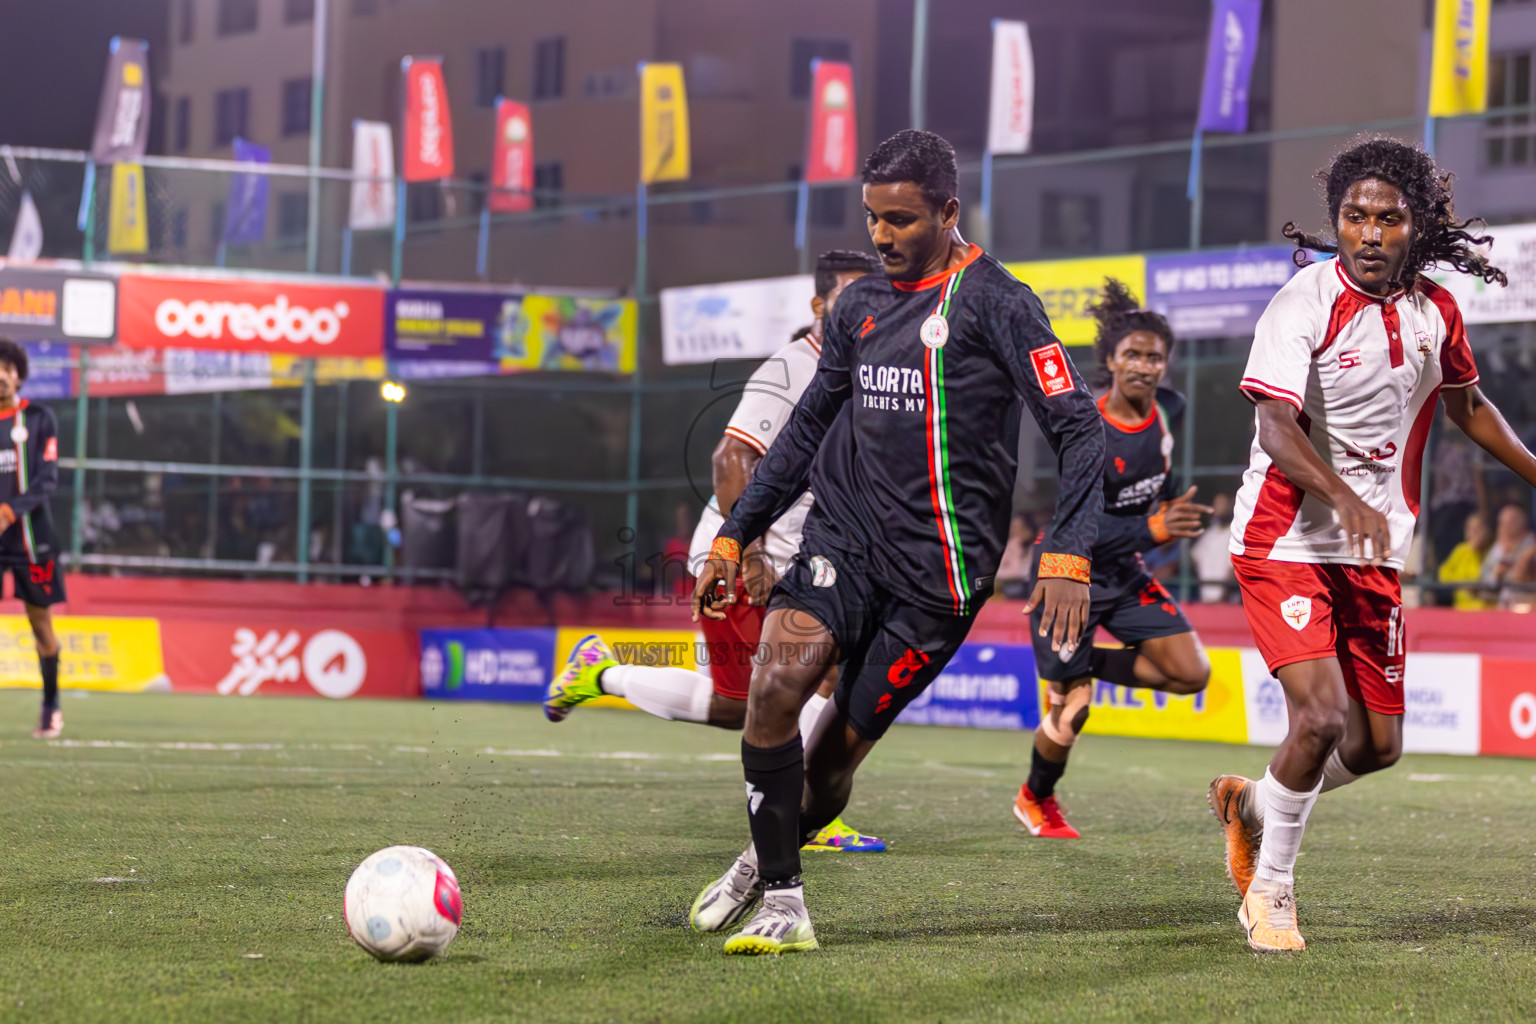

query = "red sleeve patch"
1030;342;1076;398
44;436;58;462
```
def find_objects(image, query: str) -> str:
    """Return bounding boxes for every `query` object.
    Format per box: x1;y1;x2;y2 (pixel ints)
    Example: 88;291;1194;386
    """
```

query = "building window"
1487;52;1535;168
282;78;313;136
783;165;845;228
173;97;191;153
217;0;258;36
277;193;309;239
285;0;315;23
789;39;852;99
534;161;562;208
1041;192;1101;254
476;46;505;107
179;0;195;44
214;88;249;146
533;37;565;100
407;183;442;223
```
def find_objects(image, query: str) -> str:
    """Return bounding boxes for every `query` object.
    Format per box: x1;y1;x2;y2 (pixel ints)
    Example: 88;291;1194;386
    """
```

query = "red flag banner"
804;61;857;183
402;58;455;182
489;99;533;213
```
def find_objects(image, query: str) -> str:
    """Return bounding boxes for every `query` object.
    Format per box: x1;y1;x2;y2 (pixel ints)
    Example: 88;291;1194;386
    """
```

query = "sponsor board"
1074;646;1248;744
420;628;555;703
118;274;386;358
1002;255;1146;346
1426;221;1536;326
661;275;815;365
0;616;167;692
898;642;1040;731
0;267;116;342
1478;658;1536;759
1239;648;1289;746
1402;653;1481;755
1146;247;1297;339
160;621;416;699
554;627;700;711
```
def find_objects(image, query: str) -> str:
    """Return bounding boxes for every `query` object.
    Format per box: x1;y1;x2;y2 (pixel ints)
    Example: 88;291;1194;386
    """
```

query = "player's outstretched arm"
1253;397;1388;562
1442;385;1536;490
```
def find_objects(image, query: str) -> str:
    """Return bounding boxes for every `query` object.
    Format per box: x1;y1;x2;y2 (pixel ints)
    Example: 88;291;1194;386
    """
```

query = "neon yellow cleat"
544;634;616;722
722;886;818;955
803;817;886;852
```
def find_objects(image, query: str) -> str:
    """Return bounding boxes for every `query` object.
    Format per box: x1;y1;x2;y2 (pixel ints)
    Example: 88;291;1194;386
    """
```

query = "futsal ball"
344;846;463;962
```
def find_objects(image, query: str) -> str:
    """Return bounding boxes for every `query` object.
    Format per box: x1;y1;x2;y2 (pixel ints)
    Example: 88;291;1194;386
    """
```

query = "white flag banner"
661;274;815;365
1424;220;1536;325
986;20;1035;155
349;120;396;231
7;190;43;261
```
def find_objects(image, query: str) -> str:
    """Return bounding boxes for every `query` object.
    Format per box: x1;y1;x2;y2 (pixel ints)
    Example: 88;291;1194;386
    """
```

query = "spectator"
1191;492;1235;603
1438;511;1492;610
996;513;1037;599
1482;503;1536;607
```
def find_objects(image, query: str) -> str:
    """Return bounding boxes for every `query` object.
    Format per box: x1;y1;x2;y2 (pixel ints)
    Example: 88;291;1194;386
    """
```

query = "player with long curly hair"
1210;136;1536;952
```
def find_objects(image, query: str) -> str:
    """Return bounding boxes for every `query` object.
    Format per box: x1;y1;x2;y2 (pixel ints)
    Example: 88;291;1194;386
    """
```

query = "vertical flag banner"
489;99;534;213
223;137;271;245
1196;0;1262;134
1429;0;1490;117
91;37;152;164
986;21;1035;155
805;61;857;182
8;191;43;261
349;120;397;230
402;58;456;182
639;63;690;184
107;162;148;254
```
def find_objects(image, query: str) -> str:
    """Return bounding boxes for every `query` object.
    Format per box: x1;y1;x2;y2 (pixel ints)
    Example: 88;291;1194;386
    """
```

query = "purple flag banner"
1196;0;1262;134
223;137;271;245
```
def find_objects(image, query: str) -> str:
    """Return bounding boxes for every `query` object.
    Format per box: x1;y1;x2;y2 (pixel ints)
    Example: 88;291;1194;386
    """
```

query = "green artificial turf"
0;690;1530;1023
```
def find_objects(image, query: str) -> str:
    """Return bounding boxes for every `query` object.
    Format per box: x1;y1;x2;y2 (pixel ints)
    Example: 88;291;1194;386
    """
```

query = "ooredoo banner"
804;61;856;183
402;58;455;183
489;99;533;213
117;274;386;357
159;621;417;699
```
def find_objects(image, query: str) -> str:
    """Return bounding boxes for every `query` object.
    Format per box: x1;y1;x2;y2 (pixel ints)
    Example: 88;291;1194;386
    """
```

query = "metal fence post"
297;358;316;582
383;396;399;577
70;348;91;560
625;181;647;551
1178;345;1198;602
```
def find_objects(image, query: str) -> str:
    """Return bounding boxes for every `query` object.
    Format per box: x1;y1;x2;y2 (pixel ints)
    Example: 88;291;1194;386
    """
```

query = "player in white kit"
546;251;888;852
1206;138;1536;951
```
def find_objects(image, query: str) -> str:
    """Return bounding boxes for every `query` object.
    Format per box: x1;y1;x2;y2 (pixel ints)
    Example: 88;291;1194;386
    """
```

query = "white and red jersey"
689;335;821;573
1230;259;1480;569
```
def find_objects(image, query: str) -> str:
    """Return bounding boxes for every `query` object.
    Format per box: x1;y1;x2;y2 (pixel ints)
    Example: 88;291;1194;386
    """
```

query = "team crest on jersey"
10;424;26;444
1280;595;1312;631
919;314;948;349
1416;331;1432;354
1030;343;1074;397
810;555;837;588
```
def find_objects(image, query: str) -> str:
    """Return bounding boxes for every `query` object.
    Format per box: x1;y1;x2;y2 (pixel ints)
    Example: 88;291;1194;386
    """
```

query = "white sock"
1253;767;1321;887
1319;747;1361;793
599;665;713;723
799;693;829;743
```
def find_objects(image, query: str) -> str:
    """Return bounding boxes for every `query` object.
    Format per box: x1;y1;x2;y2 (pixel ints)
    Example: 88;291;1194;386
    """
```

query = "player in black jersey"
0;339;67;738
1013;281;1214;839
686;130;1107;955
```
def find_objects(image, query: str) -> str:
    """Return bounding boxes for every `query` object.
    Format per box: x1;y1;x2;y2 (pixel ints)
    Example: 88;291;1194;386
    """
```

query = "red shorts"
698;579;766;700
1232;555;1407;715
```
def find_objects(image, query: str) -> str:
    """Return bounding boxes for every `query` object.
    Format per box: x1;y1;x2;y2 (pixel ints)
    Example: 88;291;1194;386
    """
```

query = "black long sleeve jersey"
717;244;1106;616
0;400;62;566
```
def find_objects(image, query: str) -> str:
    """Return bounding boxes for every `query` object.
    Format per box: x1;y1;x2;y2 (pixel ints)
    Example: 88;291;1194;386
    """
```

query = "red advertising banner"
1479;659;1536;758
159;620;419;699
402;58;455;183
804;60;857;183
117;274;386;357
489;98;533;213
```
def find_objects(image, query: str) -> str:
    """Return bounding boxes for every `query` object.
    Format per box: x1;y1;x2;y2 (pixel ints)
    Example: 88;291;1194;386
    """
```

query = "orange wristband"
710;536;742;562
1037;552;1090;584
1148;506;1171;544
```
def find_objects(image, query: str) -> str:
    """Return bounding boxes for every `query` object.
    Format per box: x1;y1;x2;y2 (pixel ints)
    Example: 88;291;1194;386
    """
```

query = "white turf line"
15;738;743;762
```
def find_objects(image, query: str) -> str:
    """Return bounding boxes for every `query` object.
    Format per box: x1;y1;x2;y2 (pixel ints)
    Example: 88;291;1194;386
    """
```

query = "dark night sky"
0;0;169;150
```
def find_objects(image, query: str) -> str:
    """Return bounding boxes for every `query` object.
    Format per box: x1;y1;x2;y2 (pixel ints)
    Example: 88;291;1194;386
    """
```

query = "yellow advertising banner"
510;296;637;374
270;355;387;386
1061;647;1247;744
1003;254;1147;346
1428;0;1490;118
108;162;149;254
0;616;167;693
640;63;691;184
554;627;699;711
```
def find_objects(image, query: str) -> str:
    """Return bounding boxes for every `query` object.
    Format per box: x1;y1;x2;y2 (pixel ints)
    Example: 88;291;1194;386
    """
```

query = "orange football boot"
1208;775;1262;896
1239;879;1306;952
1013;784;1081;839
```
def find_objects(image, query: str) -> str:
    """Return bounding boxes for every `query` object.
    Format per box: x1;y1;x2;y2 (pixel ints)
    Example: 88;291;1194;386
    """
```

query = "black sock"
1027;745;1068;801
39;653;59;711
1089;646;1139;687
742;736;805;887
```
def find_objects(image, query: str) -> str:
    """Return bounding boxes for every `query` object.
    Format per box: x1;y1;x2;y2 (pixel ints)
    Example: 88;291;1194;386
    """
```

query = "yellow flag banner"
108;162;149;254
1428;0;1490;118
640;63;690;184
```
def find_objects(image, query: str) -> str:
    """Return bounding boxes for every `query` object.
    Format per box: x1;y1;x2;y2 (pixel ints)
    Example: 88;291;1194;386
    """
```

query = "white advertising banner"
660;274;815;366
349;120;397;231
986;21;1034;155
1426;221;1536;325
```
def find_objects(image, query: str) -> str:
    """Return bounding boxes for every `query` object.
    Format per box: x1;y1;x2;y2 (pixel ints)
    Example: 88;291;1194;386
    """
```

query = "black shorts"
769;547;976;742
6;558;66;608
1031;570;1191;682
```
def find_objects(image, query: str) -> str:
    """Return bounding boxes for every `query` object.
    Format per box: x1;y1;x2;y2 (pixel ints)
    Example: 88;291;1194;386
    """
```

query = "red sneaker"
1013;784;1081;839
